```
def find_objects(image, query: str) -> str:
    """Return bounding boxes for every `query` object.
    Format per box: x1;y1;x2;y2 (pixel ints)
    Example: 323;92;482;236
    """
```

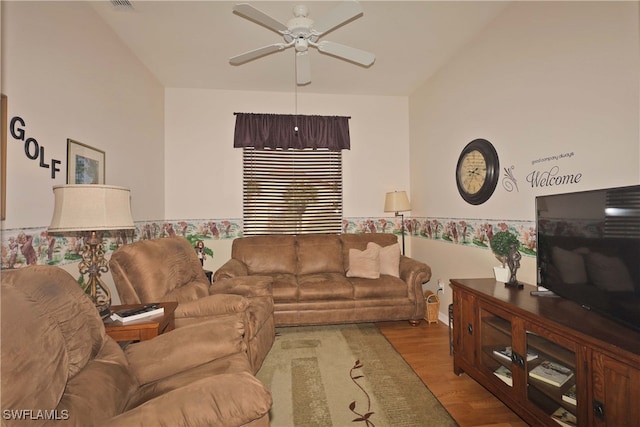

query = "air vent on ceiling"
111;0;134;10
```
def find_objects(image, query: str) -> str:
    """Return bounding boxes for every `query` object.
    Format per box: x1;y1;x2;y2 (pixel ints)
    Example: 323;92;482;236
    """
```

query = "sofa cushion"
106;372;272;427
59;339;137;425
110;236;210;304
1;266;111;416
296;234;344;275
351;276;408;299
346;242;381;279
128;352;253;409
298;273;354;300
232;235;297;275
267;273;299;302
163;280;211;302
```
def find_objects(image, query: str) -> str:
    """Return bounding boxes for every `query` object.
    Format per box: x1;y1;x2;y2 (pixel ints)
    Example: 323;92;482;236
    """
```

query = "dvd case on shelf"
562;384;577;405
529;360;574;387
493;346;539;362
493;365;513;386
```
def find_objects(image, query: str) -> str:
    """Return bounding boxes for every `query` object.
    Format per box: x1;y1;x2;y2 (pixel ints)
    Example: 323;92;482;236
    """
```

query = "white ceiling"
90;1;510;96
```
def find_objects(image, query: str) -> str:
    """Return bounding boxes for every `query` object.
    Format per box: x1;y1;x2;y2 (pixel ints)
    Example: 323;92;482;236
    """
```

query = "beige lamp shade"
384;191;411;213
49;185;135;232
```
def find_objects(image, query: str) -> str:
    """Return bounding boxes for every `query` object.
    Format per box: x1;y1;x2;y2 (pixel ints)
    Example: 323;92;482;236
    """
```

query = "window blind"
243;148;343;235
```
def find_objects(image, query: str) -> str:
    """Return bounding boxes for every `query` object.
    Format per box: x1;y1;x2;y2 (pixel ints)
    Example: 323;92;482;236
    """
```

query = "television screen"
536;185;640;332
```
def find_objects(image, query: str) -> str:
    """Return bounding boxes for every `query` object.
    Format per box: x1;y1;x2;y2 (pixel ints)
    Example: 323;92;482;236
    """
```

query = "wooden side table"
104;301;178;342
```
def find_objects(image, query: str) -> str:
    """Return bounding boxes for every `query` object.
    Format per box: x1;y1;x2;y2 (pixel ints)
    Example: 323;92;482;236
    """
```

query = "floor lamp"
48;185;135;315
384;191;411;255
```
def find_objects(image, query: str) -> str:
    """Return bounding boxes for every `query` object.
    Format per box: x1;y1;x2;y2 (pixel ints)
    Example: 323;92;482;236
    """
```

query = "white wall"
409;1;640;315
1;1;165;229
164;88;410;269
1;2;165;303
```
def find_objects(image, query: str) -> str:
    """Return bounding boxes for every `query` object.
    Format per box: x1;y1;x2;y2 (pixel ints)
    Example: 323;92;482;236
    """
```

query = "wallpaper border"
0;216;535;270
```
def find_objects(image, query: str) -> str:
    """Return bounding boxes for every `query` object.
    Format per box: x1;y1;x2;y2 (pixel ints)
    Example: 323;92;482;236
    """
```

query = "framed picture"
67;139;105;184
1;94;7;220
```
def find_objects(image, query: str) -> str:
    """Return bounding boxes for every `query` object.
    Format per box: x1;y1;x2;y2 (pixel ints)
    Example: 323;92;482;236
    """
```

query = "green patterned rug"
256;323;457;427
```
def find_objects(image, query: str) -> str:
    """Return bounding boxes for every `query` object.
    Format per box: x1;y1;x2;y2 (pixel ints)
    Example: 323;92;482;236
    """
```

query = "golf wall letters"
10;116;61;179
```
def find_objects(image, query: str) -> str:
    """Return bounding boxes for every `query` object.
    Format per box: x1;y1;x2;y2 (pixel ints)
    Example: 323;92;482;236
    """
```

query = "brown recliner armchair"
109;236;275;372
1;265;272;427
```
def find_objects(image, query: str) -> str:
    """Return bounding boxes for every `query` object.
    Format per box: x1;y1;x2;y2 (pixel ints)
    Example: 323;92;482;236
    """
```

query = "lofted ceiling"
90;1;510;96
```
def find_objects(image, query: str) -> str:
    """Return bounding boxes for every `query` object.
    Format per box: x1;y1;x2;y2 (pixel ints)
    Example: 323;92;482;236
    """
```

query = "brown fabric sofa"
1;265;272;427
213;233;432;326
109;236;275;372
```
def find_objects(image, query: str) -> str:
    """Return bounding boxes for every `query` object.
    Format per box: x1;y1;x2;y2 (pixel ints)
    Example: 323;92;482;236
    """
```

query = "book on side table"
110;304;164;323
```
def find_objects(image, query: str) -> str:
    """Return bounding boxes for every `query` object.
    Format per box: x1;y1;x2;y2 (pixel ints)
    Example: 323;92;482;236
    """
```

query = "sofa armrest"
213;258;249;281
125;312;247;385
399;256;432;284
100;372;271;427
400;255;431;302
210;276;273;298
174;293;250;318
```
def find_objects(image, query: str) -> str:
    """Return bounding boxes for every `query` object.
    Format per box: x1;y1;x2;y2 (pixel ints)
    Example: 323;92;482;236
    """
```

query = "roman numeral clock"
456;139;500;205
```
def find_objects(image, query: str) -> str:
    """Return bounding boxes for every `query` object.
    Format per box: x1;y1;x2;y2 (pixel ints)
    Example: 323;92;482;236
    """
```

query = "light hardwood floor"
376;320;529;427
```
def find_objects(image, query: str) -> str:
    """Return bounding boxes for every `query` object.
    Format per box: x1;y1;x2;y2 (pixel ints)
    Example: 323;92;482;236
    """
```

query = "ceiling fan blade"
316;41;375;67
233;3;288;34
229;44;288;65
312;0;363;35
296;51;311;85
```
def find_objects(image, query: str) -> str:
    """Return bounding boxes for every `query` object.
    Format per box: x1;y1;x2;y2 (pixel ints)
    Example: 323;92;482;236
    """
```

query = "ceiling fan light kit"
229;1;376;85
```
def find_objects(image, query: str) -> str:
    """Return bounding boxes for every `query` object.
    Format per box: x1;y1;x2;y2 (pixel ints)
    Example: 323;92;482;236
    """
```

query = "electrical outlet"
438;279;445;293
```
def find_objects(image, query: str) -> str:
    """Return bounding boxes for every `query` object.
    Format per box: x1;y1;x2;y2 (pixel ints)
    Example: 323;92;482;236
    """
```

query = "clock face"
458;150;487;195
456;139;499;205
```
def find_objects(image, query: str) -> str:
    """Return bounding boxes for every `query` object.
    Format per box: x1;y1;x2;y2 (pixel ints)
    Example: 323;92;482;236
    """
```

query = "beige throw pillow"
346;243;381;279
373;242;401;277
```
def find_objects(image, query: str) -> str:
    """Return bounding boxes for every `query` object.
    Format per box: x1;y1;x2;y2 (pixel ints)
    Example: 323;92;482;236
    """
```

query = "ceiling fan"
229;1;376;85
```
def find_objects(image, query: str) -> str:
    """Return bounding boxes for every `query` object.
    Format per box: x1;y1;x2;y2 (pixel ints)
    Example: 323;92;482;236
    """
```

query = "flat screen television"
536;184;640;332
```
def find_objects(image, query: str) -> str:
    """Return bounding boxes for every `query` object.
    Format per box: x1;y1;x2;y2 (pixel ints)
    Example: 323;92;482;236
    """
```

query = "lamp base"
79;231;112;311
396;212;406;255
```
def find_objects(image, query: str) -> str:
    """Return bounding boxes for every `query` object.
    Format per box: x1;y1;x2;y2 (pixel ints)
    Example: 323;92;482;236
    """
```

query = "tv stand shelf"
451;278;640;427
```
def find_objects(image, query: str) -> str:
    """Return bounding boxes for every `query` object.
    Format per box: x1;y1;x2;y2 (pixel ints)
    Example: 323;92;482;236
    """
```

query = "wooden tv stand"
450;278;640;427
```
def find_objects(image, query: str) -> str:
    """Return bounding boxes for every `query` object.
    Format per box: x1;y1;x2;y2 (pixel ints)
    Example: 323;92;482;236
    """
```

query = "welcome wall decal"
501;150;583;195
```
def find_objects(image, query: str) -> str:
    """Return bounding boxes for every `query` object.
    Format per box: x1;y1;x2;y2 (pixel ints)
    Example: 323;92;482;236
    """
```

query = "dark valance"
234;113;350;150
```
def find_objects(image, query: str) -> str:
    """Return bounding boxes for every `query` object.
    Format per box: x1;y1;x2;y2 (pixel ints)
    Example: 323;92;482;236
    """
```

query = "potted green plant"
489;231;520;284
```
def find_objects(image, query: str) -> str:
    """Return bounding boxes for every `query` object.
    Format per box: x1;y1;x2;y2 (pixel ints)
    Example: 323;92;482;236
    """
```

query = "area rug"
256;323;457;427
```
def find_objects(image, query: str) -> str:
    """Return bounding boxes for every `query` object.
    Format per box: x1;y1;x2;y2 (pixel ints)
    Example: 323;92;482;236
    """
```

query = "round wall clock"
456;138;500;205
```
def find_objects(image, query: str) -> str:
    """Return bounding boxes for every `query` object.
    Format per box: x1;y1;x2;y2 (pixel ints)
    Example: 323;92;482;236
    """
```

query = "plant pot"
493;266;510;283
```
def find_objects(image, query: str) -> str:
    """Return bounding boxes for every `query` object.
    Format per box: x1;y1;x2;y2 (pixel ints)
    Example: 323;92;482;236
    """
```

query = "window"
243;148;342;235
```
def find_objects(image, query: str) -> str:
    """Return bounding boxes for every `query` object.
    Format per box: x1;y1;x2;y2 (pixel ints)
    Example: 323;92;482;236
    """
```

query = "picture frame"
1;94;7;220
67;139;105;184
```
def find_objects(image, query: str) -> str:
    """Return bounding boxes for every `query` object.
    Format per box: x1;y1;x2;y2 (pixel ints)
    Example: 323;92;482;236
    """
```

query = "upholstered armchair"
109;236;275;371
1;265;272;427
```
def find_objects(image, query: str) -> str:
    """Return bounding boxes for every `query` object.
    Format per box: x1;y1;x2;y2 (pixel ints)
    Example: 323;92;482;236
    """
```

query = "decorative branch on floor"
349;359;375;427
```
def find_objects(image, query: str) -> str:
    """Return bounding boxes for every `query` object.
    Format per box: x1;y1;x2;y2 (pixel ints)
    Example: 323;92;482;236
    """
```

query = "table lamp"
48;184;135;314
384;190;410;255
